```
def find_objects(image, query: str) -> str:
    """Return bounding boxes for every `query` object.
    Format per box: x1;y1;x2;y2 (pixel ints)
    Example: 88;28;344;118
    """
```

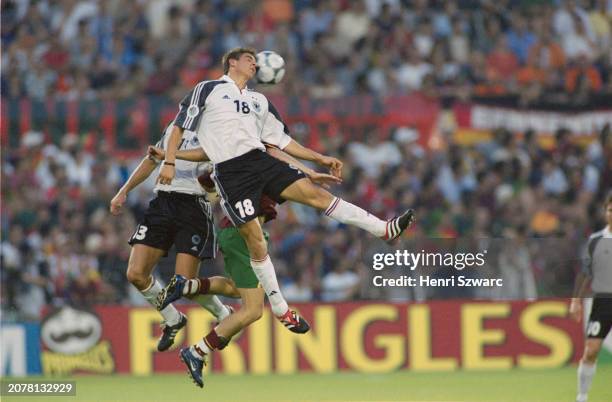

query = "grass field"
3;367;612;402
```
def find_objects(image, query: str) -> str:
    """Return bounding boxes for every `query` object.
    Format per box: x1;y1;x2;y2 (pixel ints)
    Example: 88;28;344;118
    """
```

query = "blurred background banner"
3;97;612;152
3;300;603;377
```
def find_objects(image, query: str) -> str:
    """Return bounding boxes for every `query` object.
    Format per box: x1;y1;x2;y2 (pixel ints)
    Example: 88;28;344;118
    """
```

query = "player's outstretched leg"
280;179;415;243
179;347;205;388
157;274;240;311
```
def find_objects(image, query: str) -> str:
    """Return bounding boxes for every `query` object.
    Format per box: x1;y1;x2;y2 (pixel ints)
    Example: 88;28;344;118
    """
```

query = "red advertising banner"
1;96;439;153
452;103;612;146
39;300;582;376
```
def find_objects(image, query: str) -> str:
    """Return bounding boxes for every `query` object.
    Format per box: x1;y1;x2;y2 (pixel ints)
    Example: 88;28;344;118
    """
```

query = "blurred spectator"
321;260;361;302
565;56;603;94
0;0;608;104
496;227;537;300
506;14;536;63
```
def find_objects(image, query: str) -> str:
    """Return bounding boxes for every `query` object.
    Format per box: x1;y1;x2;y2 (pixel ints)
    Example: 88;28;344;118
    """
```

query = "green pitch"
4;367;612;402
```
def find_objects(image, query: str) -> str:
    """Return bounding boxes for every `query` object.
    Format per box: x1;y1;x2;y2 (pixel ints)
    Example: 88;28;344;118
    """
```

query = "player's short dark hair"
222;47;256;74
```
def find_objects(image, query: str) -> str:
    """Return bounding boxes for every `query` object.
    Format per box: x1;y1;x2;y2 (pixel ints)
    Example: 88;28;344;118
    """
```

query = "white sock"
140;278;181;326
324;197;386;237
191;339;212;360
577;362;596;401
193;294;232;320
250;255;289;316
182;278;201;295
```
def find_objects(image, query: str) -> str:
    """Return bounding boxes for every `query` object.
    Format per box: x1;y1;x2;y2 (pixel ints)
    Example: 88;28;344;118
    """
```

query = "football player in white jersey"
570;193;612;402
157;47;415;382
110;125;233;352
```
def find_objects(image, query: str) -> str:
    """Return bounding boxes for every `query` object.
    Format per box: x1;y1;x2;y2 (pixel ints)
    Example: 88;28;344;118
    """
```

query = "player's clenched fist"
110;191;127;215
319;155;343;179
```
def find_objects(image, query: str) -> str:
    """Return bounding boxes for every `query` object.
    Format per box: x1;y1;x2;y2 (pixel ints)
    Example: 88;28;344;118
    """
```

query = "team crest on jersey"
192;235;201;244
252;100;261;112
187;105;199;118
191;137;199;145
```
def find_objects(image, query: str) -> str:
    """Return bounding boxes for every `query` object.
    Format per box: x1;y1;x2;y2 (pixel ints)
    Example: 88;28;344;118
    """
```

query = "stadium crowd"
2;0;612;320
2;121;611;319
1;0;612;107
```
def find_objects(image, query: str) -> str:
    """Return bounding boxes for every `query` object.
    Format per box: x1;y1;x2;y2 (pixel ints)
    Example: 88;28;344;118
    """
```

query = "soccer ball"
256;51;286;84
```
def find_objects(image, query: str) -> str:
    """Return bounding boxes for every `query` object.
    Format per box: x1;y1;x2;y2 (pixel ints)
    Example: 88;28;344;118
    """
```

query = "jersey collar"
221;74;249;91
604;226;612;238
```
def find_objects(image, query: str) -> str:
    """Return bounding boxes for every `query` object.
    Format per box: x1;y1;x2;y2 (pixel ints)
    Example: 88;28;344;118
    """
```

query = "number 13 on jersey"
235;199;255;218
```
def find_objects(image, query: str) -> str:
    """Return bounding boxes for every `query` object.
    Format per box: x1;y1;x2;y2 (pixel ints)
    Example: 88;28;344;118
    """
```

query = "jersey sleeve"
261;100;292;149
174;81;220;131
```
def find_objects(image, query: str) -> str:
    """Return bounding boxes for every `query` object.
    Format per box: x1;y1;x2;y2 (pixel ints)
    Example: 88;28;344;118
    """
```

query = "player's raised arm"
159;80;209;184
157;125;182;185
281;139;343;179
148;145;209;162
265;144;341;188
110;156;158;215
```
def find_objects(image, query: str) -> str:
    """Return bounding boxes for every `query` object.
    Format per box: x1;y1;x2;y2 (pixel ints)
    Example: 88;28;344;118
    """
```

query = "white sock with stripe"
250;255;289;316
324;197;387;237
193;295;232;320
140;278;181;326
191;339;212;360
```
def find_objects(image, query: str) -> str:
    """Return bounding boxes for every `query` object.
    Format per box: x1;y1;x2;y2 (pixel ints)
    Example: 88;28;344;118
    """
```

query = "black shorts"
212;149;306;225
586;295;612;339
128;191;215;260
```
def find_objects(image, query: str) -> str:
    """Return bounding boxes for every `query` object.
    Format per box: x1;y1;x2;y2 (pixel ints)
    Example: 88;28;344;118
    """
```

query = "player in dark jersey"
570;192;612;402
110;127;232;352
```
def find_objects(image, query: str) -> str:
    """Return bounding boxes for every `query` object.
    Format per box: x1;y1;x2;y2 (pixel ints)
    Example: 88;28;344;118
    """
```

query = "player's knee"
307;187;334;210
126;268;149;289
242;305;263;325
583;345;600;363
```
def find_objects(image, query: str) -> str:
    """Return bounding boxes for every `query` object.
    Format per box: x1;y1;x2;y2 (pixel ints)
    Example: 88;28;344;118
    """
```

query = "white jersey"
172;74;291;164
153;126;210;195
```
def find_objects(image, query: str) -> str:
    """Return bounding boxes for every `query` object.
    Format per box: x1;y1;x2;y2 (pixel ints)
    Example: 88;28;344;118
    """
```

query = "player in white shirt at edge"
570;192;612;402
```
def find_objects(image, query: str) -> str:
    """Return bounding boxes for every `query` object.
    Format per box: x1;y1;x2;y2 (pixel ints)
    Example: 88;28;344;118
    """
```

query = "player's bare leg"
126;244;165;290
576;338;603;402
157;275;240;312
126;244;185;351
237;219;268;260
175;253;233;321
215;287;265;340
280;178;414;242
179;287;264;388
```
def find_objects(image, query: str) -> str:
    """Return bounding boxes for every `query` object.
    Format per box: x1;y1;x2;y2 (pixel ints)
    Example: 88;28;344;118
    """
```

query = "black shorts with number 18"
211;149;306;225
128;191;215;260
